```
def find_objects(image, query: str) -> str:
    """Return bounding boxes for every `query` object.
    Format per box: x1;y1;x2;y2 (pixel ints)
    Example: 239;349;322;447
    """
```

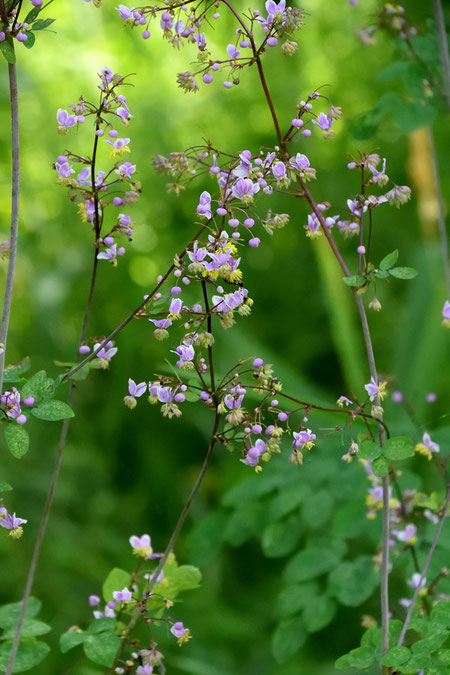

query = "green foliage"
328;556;378;607
31;18;55;31
379;249;399;270
3;424;29;459
0;640;50;673
102;567;131;603
83;630;121;668
30;399;74;422
0;480;12;492
383;436;415;460
271;616;306;664
0;39;15;64
60;629;86;654
153;556;202;601
0;598;50;672
2;358;31;384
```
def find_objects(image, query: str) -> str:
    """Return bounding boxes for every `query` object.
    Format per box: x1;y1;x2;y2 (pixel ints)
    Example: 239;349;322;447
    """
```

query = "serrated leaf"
372;455;389;476
32;18;55;30
31;400;74;422
343;275;366;287
60;629;86;654
2;618;51;639
389;267;418;280
328;556;378;607
271;617;306;664
83;631;121;668
3;358;31;383
0;598;41;629
0;41;16;64
381;645;410;666
0;639;50;672
359;440;382;460
303;594;336;633
102;568;131;603
0;481;13;493
335;645;375;670
383;436;415;460
22;32;35;49
4;424;30;459
379;249;399;271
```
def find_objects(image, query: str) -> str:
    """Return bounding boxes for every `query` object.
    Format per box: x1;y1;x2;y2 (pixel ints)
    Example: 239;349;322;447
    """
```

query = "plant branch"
0;63;20;394
434;0;450;111
427;126;450;294
397;480;450;646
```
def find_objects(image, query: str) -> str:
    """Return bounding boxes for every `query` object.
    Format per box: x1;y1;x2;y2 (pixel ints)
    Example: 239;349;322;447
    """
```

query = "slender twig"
397;481;450;646
6;250;99;675
0;63;20;394
427;126;450;294
434;0;450;111
111;412;221;671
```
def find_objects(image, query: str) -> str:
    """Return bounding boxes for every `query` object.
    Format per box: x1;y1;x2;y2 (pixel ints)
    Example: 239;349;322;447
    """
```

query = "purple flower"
170;621;188;638
137;666;154;675
392;391;403;403
312;112;333;131
150;318;172;329
116;4;133;20
115;161;136;179
241;439;266;466
364;376;387;402
0;512;27;537
408;573;426;590
97;243;118;262
160;11;173;30
89;595;101;606
265;0;286;24
232;178;260;201
113;587;132;603
128;379;147;397
174;344;195;361
116;103;132;122
94;341;118;361
292;429;316;449
443;300;450;326
422;432;439;454
196;191;212;219
233;150;253;178
392;524;416;543
226;43;241;60
77;167;91;184
290;153;310;170
194;33;206;50
129;533;153;558
272;161;286;180
55;158;75;179
337;396;352;407
57;109;77;129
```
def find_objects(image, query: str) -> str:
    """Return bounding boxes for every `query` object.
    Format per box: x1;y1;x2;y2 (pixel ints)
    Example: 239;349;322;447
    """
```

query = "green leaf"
86;617;117;634
394;99;438;133
359;440;382;460
436;649;450;665
83;631;121;668
154;560;201;601
430;602;450;629
187;511;226;566
350;111;379;140
375;269;390;279
376;60;410;81
381;645;411;666
0;598;41;629
1;618;51;639
372;455;389;477
24;6;41;23
102;568;131;603
31;400;74;422
32;18;55;30
302;594;336;633
0;40;16;64
411;631;449;655
275;581;320;619
0;639;50;672
4;424;30;459
379;249;399;271
383;436;415;461
335;645;375;670
261;515;303;558
22;371;46;402
60;629;86;653
343;275;365;288
389;267;418;280
283;539;347;583
0;481;13;493
302;489;333;529
332;499;376;540
22;32;35;49
328;556;378;607
271;617;306;664
3;358;31;383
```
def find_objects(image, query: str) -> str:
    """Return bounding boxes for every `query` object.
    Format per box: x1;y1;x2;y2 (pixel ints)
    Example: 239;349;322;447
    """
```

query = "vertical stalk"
434;0;450;111
426;126;450;295
0;63;20;394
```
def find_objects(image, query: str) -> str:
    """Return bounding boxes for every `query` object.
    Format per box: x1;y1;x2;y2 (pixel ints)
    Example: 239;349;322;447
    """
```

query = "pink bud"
253;358;263;367
249;237;260;248
267;37;278;47
103;236;114;246
171;286;182;295
243;218;254;228
302;129;312;137
117;247;126;256
202;73;213;84
79;345;90;355
142;30;151;39
113;197;123;206
16;415;27;425
292;119;304;128
223;80;233;89
24;397;35;407
278;412;288;422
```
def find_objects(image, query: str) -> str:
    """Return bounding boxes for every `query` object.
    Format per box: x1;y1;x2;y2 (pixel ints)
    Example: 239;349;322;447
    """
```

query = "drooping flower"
196;191;212;219
337;395;352;407
0;511;27;538
241;439;266;468
170;621;191;646
113;587;132;603
312;112;333;131
415;432;440;461
57;108;77;131
129;533;153;558
364;376;387;402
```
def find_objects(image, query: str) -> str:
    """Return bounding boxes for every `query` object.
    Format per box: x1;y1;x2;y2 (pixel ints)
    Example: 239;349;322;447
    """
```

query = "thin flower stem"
0;63;20;394
6;249;99;675
427;126;450;294
201;281;216;399
111;411;221;672
397;481;450;646
434;0;450;111
249;51;390;661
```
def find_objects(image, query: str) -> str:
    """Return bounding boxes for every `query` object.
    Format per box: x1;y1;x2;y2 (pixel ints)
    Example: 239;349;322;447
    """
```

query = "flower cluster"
1;387;35;426
54;69;139;265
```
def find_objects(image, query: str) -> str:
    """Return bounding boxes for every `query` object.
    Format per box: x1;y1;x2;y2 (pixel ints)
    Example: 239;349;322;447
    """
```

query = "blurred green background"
0;0;449;672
